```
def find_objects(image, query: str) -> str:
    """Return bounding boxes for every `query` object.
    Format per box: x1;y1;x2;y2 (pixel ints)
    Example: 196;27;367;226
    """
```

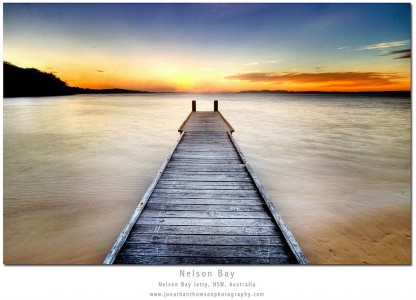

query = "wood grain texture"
145;203;267;211
180;112;233;132
148;198;263;205
105;105;306;265
132;224;281;236
141;210;271;219
117;244;293;258
114;256;294;264
137;217;275;226
125;234;283;246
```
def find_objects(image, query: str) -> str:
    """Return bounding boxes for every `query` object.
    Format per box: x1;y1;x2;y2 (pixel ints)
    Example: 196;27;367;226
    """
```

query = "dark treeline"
3;62;148;98
4;61;74;97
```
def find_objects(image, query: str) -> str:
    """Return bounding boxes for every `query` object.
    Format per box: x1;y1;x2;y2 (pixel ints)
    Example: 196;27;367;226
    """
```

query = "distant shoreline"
3;62;410;98
4;90;411;98
237;90;411;96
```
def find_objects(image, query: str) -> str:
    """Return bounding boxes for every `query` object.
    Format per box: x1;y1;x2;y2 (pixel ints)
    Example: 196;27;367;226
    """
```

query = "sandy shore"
293;203;411;264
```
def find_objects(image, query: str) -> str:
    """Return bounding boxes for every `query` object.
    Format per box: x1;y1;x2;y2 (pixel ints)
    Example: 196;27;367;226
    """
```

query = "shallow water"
3;93;411;264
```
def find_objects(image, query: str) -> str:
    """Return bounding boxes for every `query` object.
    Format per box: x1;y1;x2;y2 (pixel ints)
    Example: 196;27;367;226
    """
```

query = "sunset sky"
3;3;411;92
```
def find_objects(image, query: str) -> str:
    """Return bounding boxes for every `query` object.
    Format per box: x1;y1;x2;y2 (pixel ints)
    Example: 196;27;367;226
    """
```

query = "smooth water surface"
3;93;411;264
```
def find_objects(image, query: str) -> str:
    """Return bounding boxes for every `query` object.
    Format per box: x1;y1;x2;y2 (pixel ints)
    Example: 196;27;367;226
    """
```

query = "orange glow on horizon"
5;57;410;93
54;68;410;93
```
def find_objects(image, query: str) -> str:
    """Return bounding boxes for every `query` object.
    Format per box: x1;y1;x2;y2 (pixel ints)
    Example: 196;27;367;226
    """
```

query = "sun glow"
3;3;411;93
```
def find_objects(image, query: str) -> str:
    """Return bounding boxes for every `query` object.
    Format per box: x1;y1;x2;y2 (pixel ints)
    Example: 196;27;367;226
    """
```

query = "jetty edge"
103;100;308;264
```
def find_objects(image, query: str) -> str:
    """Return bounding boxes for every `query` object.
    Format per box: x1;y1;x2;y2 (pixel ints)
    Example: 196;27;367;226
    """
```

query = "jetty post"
214;100;218;111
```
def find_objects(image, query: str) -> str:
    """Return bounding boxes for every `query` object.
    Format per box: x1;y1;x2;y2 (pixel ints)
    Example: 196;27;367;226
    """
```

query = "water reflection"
3;93;411;264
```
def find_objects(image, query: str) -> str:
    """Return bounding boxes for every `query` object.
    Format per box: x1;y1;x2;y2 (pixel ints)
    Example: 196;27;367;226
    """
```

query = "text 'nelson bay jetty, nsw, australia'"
104;101;308;265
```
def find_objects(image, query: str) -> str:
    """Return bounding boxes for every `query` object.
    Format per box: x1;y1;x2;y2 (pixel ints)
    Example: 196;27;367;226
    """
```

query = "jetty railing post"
192;100;196;111
214;100;218;111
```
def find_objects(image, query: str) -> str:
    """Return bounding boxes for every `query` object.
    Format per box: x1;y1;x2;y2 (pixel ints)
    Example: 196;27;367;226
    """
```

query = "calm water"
3;93;411;264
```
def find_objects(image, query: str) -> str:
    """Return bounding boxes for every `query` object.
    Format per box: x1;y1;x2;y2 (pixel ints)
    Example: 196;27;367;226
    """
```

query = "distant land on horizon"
3;62;410;98
3;62;151;98
238;89;411;96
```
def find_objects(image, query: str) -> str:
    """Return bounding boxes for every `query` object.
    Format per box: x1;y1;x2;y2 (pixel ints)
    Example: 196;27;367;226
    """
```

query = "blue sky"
3;3;411;92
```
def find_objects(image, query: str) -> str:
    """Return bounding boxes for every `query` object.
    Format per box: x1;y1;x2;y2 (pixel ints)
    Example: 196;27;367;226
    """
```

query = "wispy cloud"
357;40;410;50
337;47;349;50
379;48;411;59
244;60;280;66
96;70;105;73
225;71;403;86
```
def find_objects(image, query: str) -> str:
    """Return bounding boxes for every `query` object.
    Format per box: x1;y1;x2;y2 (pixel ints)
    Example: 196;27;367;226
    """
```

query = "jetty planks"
104;101;308;265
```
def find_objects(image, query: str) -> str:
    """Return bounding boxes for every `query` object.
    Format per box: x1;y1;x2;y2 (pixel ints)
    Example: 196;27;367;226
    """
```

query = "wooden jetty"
104;101;308;264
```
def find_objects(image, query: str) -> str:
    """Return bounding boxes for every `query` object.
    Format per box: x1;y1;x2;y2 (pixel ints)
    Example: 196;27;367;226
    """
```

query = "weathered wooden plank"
159;175;252;182
173;157;240;163
174;150;236;153
155;182;256;190
165;166;247;172
176;143;234;147
176;142;232;145
171;158;241;162
181;137;229;139
183;136;229;139
182;134;230;137
185;130;229;134
162;171;250;176
145;203;266;211
166;163;246;169
137;217;275;227
180;112;233;132
126;234;283;246
159;178;254;184
173;151;236;155
150;193;260;199
178;143;233;147
179;141;232;144
114;256;295;264
180;137;231;141
141;210;271;219
132;224;280;236
163;171;249;176
169;161;243;166
148;198;263;205
176;147;233;150
176;145;235;149
151;189;260;198
172;152;240;157
166;164;245;168
154;186;256;191
117;244;292;258
174;146;233;150
163;172;248;177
